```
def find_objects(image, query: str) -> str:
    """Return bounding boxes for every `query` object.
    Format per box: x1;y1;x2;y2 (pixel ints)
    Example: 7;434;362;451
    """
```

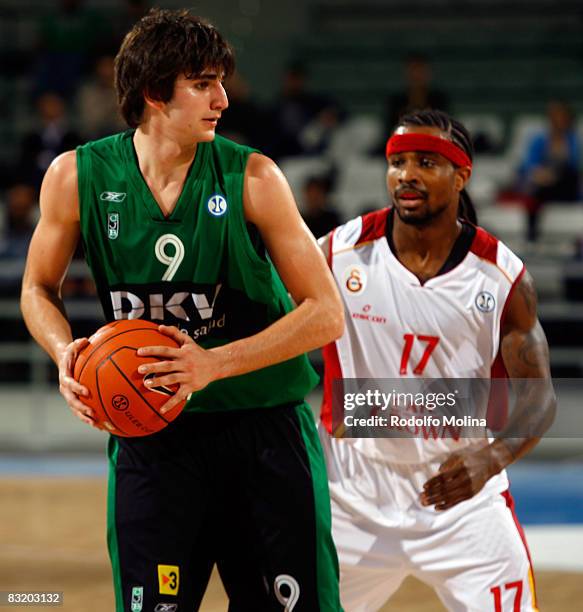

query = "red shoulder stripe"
356;207;390;246
470;226;498;264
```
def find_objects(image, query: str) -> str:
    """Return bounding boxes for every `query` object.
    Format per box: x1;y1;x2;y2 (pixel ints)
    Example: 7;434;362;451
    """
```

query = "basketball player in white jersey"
318;110;556;611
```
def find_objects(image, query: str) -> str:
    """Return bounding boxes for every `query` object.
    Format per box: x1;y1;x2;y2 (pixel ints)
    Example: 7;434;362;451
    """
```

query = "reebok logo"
100;191;127;203
154;605;178;612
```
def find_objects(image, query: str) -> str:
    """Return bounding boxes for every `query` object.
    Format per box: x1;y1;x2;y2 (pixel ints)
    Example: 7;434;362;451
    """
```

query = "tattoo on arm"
497;272;556;458
502;271;549;378
502;321;549;378
517;272;537;319
517;324;550;371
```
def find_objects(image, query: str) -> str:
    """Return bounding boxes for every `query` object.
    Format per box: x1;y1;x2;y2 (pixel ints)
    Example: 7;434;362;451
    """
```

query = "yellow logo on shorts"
157;565;179;595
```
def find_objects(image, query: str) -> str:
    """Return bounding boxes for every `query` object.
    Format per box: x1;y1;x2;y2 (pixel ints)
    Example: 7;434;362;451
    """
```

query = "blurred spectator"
34;0;106;99
218;72;265;148
382;54;449;136
517;100;580;242
0;183;38;259
77;54;126;140
301;176;341;238
18;92;80;189
299;105;343;155
110;0;150;47
269;61;342;159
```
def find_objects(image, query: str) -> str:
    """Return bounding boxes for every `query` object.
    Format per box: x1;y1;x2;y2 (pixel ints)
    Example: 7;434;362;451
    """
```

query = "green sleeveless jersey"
76;131;318;412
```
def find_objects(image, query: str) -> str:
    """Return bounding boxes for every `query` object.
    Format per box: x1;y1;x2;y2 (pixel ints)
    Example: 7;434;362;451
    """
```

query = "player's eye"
389;157;404;168
419;157;435;168
194;81;210;90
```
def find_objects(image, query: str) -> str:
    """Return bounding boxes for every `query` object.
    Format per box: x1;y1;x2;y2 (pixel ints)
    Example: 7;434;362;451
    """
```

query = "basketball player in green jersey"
21;9;344;611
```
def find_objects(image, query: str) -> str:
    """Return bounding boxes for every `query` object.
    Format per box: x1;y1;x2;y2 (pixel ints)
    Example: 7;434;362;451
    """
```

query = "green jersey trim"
106;437;124;611
120;131;209;223
295;403;343;611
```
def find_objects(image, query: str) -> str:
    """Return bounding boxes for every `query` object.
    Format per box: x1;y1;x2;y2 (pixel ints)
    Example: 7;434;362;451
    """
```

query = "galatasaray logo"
344;266;366;295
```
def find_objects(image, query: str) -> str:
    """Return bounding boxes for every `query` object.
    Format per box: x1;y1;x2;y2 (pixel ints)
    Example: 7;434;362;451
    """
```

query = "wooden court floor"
1;479;581;611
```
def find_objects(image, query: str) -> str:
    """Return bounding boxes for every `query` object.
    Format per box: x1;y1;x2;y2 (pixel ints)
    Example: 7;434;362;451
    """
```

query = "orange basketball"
73;319;187;437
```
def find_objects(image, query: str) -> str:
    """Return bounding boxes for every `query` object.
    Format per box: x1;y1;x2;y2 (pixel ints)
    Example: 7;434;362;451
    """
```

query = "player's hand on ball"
58;337;100;428
137;325;221;414
420;446;499;511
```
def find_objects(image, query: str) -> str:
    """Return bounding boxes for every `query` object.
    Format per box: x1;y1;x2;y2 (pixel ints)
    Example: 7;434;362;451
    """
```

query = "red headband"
386;133;472;169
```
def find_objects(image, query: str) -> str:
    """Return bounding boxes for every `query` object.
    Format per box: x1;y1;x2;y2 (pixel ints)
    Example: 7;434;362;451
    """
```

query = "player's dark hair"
114;8;235;128
396;109;478;225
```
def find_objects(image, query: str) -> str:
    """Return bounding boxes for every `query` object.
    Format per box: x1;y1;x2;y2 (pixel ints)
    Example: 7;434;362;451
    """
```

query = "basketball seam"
109;346;171;425
76;323;164;380
96;357;130;437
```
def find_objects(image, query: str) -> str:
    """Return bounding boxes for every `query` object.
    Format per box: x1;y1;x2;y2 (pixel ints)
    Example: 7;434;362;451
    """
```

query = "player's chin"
199;131;216;141
198;125;218;141
395;206;431;227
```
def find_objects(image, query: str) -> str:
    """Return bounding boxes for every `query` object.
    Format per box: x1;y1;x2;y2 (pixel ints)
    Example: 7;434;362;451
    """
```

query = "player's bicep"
22;151;80;293
501;320;551;379
500;271;551;379
243;154;339;304
24;217;80;291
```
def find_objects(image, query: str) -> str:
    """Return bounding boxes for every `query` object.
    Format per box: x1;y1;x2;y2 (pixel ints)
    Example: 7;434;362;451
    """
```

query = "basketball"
73;319;187;437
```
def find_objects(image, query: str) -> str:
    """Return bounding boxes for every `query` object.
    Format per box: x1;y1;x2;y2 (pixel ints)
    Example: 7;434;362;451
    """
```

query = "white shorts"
318;425;538;612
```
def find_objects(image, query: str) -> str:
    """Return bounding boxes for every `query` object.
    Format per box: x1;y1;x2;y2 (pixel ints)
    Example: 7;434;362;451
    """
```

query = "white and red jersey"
321;207;525;464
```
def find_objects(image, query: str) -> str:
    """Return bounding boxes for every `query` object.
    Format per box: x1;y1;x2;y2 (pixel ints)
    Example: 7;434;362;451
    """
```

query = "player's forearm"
486;379;556;475
20;285;73;365
210;295;344;380
496;285;557;473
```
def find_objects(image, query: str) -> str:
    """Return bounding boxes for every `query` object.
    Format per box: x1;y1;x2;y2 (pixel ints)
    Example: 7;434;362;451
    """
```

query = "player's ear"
454;166;471;193
143;89;166;113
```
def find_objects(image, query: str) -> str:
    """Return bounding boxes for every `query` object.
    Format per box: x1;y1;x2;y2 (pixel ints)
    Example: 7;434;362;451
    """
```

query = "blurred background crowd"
0;0;582;386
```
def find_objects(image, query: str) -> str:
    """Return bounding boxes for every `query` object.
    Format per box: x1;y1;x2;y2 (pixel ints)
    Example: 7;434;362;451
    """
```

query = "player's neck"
133;124;197;186
392;212;462;281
